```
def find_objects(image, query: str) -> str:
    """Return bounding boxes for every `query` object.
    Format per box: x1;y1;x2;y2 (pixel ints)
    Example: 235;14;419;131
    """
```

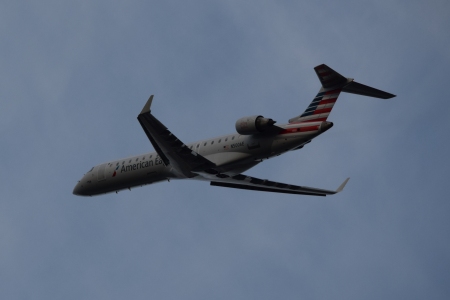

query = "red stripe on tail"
313;107;332;115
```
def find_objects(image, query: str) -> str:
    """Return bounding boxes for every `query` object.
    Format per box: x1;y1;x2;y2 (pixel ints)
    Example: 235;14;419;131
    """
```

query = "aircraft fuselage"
74;121;332;196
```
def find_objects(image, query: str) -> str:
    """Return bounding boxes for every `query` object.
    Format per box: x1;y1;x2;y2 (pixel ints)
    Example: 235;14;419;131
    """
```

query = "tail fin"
289;64;395;124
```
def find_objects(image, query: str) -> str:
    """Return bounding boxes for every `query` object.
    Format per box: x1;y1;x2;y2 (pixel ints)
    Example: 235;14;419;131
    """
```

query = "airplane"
73;64;395;197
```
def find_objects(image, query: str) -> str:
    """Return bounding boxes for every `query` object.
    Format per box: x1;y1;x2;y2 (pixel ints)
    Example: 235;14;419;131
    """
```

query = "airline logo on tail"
297;89;342;123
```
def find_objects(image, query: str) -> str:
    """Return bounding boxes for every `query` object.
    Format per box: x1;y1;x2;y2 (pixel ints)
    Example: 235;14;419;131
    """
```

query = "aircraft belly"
204;151;252;167
217;160;260;175
271;132;319;153
202;136;272;174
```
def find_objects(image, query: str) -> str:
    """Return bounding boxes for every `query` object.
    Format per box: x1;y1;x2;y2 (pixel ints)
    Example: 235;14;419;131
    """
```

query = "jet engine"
235;115;276;135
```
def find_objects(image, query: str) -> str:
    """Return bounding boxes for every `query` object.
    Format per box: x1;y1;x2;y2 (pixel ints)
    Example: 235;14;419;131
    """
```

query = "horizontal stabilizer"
314;64;348;88
343;81;395;99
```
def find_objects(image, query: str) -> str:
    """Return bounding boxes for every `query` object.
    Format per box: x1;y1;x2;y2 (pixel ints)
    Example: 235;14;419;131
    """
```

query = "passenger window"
122;161;125;165
136;158;138;162
225;137;228;142
116;162;119;166
232;136;235;140
204;142;207;146
211;141;214;145
129;159;132;163
196;144;199;148
150;155;152;158
218;139;221;143
143;156;145;160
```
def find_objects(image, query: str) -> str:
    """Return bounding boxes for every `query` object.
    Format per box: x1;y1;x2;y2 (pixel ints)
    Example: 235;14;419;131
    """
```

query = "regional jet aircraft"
73;64;395;197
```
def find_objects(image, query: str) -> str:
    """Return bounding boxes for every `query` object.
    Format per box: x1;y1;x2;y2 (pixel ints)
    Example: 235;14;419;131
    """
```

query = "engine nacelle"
235;115;276;135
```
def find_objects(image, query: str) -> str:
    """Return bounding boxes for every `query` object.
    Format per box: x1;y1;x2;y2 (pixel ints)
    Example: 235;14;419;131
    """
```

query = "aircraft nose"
73;182;81;196
73;181;87;196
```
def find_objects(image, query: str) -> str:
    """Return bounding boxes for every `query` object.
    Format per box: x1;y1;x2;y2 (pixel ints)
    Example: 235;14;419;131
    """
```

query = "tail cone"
320;121;333;132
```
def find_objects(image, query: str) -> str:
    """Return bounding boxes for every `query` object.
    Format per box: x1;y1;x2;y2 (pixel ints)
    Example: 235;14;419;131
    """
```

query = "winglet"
336;177;350;193
140;95;154;114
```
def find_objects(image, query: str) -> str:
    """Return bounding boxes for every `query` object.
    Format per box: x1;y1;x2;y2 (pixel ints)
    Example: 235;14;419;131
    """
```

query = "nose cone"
73;182;82;196
73;181;88;196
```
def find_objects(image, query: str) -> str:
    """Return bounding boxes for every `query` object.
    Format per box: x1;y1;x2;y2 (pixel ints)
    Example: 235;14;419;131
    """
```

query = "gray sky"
1;0;450;299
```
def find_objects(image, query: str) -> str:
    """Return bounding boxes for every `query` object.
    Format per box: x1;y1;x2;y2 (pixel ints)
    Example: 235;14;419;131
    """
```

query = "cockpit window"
88;167;94;172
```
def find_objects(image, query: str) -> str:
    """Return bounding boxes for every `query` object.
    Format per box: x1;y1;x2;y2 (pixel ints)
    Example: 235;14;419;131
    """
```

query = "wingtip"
387;93;396;99
140;95;154;114
336;177;350;193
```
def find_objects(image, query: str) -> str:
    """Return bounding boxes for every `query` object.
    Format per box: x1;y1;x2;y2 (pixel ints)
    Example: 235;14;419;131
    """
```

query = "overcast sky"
1;0;450;299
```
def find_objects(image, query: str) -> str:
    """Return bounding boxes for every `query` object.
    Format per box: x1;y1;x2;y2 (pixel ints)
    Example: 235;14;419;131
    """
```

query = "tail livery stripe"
279;125;320;135
298;89;342;119
298;117;328;123
313;107;332;115
319;98;337;105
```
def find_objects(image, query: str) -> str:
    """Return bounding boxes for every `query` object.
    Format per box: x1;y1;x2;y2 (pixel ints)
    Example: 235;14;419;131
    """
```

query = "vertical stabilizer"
289;64;395;124
289;87;342;123
289;65;347;124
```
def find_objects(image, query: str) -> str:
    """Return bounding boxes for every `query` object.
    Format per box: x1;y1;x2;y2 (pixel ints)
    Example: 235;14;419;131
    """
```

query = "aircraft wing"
137;95;216;178
210;174;350;196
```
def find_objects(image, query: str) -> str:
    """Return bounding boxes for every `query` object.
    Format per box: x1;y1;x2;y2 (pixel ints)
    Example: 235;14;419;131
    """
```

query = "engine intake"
235;115;276;135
